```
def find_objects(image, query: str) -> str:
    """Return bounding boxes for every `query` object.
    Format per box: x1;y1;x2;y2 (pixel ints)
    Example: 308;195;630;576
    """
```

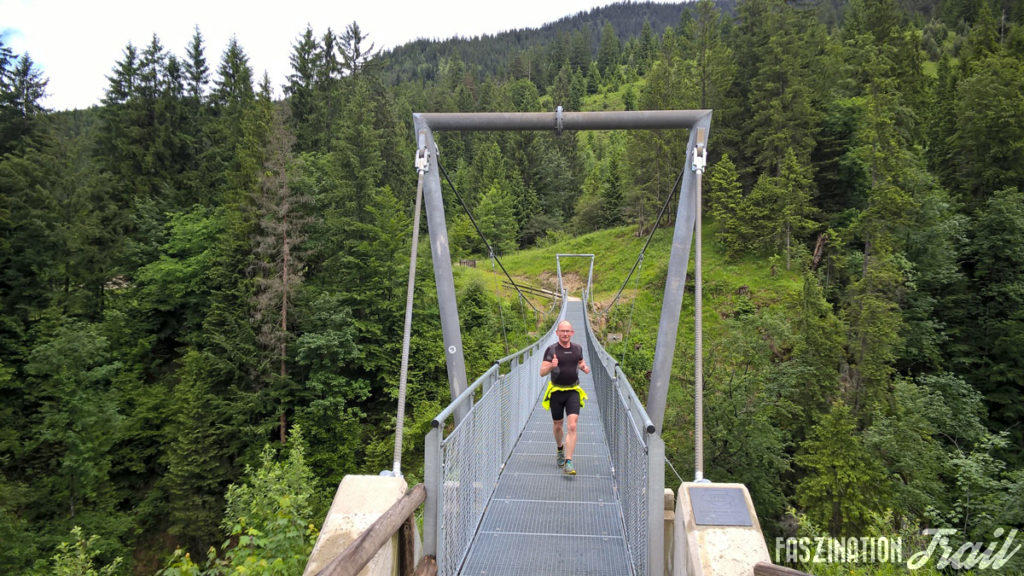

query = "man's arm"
540;348;559;376
575;344;590;374
578;357;590;374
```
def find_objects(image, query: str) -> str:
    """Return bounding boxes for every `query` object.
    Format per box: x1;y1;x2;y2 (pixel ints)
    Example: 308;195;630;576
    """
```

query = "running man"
540;320;590;475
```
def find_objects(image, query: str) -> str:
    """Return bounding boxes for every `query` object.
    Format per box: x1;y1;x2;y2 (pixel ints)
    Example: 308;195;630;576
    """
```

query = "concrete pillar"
304;475;414;576
673;482;770;576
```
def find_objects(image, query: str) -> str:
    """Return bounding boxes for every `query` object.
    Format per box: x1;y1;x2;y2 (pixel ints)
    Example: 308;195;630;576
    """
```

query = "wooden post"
753;561;813;576
399;516;416;576
316;484;426;576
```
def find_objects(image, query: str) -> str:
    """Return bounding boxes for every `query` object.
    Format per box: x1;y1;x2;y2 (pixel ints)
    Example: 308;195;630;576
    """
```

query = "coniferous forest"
1;0;1023;573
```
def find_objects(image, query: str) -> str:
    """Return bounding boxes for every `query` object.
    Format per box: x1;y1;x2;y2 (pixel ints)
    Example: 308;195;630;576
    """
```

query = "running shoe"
557;447;566;468
564;459;576;475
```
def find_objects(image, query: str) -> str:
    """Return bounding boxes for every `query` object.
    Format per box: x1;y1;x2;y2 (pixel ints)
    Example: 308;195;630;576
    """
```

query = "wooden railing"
754;560;814;576
316;483;436;576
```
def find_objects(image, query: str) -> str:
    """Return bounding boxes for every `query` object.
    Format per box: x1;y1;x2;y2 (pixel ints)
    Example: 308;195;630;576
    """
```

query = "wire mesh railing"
423;298;567;576
423;285;662;575
581;292;664;576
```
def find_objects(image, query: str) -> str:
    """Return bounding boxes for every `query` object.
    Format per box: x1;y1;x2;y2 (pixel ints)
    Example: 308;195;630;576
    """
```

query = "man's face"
557;324;574;345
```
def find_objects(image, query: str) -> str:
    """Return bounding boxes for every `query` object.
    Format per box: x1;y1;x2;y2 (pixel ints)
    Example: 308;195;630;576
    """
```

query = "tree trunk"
785;224;791;270
863;237;871;279
280;218;289;445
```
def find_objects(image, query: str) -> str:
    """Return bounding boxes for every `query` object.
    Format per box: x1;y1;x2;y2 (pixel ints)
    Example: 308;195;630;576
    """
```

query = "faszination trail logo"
776;528;1021;570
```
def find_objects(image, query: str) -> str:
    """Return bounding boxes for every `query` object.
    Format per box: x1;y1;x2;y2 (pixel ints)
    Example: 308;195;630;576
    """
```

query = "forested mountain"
381;1;693;84
1;0;1023;573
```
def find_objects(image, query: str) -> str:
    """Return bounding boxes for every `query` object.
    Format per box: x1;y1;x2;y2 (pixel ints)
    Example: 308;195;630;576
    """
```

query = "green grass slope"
473;218;808;484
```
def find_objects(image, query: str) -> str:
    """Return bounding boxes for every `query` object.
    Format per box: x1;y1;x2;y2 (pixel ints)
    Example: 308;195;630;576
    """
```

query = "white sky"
2;0;654;111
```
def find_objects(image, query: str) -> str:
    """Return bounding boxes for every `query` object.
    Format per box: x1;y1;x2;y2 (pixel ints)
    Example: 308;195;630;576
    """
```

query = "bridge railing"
582;294;664;576
423;298;567;576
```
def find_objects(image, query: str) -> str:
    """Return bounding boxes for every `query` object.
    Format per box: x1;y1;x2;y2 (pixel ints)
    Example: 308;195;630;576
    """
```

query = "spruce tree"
339;21;377;76
285;26;321;150
252;107;311;444
796;401;887;535
597;21;621;76
183;26;209;102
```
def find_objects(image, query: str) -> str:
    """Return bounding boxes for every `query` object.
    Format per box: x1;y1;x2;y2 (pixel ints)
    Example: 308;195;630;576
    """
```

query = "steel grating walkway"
458;301;633;575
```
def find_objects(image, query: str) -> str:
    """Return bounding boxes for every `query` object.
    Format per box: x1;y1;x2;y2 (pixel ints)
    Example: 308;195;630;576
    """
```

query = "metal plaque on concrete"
688;486;752;526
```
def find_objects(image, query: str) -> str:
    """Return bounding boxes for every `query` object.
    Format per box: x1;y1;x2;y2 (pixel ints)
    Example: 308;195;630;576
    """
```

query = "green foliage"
796;401;888;535
959;187;1024;452
954;56;1024;202
219;428;318;574
158;429;318;576
474;184;519;256
48;526;122;576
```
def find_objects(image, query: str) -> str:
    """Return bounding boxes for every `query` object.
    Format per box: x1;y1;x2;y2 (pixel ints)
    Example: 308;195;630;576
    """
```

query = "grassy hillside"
460;219;820;532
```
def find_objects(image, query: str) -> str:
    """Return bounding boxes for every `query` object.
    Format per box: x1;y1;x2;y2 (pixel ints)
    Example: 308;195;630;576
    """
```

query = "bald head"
556;320;575;345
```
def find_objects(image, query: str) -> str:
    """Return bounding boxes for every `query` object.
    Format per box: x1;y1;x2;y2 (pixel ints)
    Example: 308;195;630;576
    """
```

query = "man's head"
556;320;574;346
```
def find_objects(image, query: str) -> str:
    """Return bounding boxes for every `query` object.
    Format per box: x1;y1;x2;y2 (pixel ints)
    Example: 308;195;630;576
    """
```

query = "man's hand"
550;353;559;367
579;359;590;374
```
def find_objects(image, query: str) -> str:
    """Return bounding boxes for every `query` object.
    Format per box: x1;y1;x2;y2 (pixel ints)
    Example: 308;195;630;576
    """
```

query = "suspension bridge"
303;111;808;576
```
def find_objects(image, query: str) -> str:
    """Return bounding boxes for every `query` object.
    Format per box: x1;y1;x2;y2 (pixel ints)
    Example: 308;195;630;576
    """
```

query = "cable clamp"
415;147;430;174
691;143;707;174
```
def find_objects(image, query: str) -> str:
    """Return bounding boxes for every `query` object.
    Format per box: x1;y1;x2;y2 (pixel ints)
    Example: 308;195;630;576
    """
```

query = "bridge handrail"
581;292;664;576
423;295;567;576
430;363;498;428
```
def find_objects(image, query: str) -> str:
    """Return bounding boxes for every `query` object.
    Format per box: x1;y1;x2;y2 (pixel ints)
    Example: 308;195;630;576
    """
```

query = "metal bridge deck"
459;301;632;575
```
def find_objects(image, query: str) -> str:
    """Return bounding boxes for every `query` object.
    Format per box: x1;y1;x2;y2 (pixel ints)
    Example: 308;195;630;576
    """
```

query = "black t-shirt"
544;342;584;387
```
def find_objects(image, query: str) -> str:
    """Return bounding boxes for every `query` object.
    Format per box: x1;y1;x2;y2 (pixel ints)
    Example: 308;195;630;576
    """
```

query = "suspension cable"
621;253;644;351
393;147;429;476
491;249;510;354
665;454;685;485
693;135;707;483
604;164;688;318
435;159;540;315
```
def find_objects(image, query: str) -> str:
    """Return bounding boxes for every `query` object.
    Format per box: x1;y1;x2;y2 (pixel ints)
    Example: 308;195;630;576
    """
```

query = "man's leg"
565;414;579;460
552;418;564;448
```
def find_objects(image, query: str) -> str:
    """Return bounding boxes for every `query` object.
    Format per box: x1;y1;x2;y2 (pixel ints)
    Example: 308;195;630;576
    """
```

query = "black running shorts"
549;389;581;420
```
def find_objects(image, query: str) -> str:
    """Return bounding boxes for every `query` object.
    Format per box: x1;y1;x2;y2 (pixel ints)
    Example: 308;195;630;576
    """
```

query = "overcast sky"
1;0;656;111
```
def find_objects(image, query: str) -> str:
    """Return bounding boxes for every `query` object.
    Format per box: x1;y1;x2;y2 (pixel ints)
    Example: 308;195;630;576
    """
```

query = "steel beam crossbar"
415;110;711;132
555;253;595;301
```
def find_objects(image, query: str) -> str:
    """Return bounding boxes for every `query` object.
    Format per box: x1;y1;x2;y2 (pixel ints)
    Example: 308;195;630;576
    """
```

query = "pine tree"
637;20;656;72
211;38;254;108
569;29;591;72
339;21;377;76
706;154;749;258
4;54;47;145
740;0;827;175
796;401;887;535
252;107;311;444
161;349;229;554
597;21;621;76
776;148;817;268
600;155;624;227
586;61;602;94
476;183;519;255
183;27;209;102
285;26;321;150
687;0;737;110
